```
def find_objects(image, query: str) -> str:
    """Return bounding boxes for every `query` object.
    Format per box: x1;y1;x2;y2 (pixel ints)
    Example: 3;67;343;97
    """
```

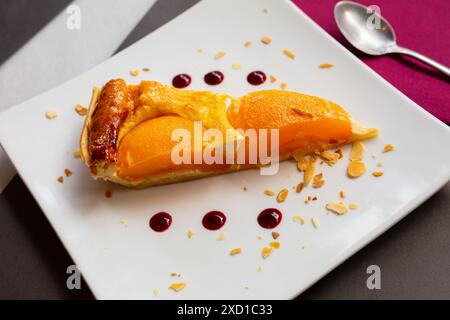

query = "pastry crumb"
170;272;178;277
129;69;139;77
319;63;334;68
64;168;72;177
262;246;273;259
187;230;194;239
271;231;280;240
230;247;242;256
232;62;242;70
347;161;367;178
270;241;280;249
270;75;277;83
57;176;64;183
214;51;226;59
383;144;395;153
264;189;275;196
280;83;287;90
276;188;289;203
335;149;344;159
339;190;346;199
45;110;58;119
74;104;88;116
326;202;348;215
312;173;325;188
244;41;252;47
372;171;384;177
261;36;272;45
169;283;186;292
283;49;296;59
217;233;225;241
311;216;319;229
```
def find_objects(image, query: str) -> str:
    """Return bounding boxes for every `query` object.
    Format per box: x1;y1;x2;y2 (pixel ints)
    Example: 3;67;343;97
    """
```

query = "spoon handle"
392;46;450;77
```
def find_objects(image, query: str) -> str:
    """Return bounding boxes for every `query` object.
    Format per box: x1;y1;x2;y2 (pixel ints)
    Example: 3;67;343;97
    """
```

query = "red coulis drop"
247;71;266;85
172;73;192;88
149;212;172;232
257;208;282;229
202;211;227;230
204;71;224;85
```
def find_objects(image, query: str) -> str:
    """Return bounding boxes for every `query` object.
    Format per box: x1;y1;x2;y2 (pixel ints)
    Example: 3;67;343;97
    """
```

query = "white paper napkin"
0;0;156;193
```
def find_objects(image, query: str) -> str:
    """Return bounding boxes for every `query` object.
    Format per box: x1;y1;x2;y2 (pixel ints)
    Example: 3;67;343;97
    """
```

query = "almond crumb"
270;75;277;83
349;203;358;209
340;191;346;198
270;241;280;249
264;189;275;196
383;144;395;153
217;234;225;241
64;168;72;177
293;215;305;225
349;141;365;161
295;182;304;193
319;63;334;68
262;246;273;259
57;176;64;183
283;49;296;59
372;171;384;177
280;83;287;90
214;51;226;59
232;62;242;70
347;161;367;178
170;272;178;277
311;216;319;229
105;190;112;198
187;230;194;238
276;188;289;203
326;202;348;215
73;150;81;158
312;173;325;188
45;110;58;119
271;231;280;240
261;36;272;44
129;69;139;77
244;41;252;47
169;283;186;292
230;248;242;256
142;67;151;72
74;104;88;116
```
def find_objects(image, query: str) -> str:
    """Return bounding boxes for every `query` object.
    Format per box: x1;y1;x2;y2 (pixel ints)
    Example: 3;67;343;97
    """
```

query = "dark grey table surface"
0;0;449;300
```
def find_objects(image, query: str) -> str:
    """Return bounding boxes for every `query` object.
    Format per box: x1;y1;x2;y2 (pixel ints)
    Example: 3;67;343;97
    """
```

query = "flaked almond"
311;216;319;229
320;151;340;164
292;215;305;224
372;171;384;177
349;203;358;209
270;75;277;83
262;246;273;259
187;230;194;238
64;168;72;177
217;233;225;241
326;202;348;215
244;41;252;47
232;62;242;70
349;141;365;161
280;83;287;90
271;231;280;240
73;150;81;158
319;63;334;68
312;173;325;188
283;49;296;59
261;36;272;44
45;110;58;119
57;176;64;183
74;104;88;116
340;190;346;198
295;182;304;193
264;189;275;196
347;161;366;178
129;69;139;77
276;188;289;202
304;157;316;185
270;241;280;249
169;283;186;292
214;51;226;59
383;144;395;153
230;247;242;256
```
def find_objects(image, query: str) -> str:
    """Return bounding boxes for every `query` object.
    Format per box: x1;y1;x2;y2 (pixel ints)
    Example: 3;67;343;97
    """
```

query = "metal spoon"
334;1;450;77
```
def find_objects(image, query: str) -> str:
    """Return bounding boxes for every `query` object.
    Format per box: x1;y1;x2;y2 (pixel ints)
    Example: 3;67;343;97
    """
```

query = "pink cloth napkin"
293;0;450;123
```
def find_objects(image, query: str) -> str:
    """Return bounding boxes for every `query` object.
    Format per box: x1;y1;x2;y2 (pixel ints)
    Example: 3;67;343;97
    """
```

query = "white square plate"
1;0;449;299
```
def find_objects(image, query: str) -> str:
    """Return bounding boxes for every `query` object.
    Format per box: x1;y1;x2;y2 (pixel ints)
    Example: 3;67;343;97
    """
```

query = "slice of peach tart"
80;79;377;188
